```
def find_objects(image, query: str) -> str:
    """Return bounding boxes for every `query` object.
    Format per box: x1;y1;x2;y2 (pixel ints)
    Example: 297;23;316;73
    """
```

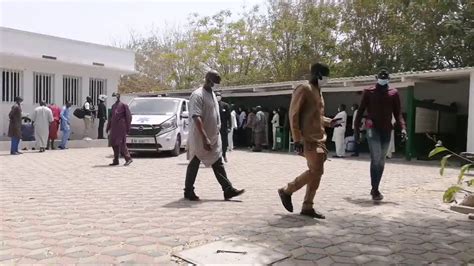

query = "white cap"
98;94;107;101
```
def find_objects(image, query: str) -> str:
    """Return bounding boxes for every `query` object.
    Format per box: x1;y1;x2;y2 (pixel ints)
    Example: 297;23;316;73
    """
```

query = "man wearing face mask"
278;63;341;219
184;70;245;201
354;69;407;201
216;92;231;162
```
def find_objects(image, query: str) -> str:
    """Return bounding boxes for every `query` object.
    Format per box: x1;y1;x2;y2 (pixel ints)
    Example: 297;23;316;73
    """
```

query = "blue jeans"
10;137;20;154
60;129;71;148
366;128;391;192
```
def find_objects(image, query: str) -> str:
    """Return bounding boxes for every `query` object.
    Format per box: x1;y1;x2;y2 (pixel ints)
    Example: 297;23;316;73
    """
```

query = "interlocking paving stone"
1;148;473;264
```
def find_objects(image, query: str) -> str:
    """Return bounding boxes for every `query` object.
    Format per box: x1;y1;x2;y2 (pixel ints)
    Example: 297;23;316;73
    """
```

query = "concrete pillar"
467;71;474;152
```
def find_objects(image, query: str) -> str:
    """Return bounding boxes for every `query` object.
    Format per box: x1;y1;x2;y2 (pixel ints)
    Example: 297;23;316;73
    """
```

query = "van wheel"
171;135;181;157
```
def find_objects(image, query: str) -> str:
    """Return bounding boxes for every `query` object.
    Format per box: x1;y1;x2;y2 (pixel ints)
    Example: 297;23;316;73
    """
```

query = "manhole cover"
173;238;289;265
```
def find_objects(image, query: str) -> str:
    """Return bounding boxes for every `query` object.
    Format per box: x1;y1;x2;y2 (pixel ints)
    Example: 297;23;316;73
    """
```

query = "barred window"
1;69;22;102
34;72;54;104
89;78;106;104
63;76;81;106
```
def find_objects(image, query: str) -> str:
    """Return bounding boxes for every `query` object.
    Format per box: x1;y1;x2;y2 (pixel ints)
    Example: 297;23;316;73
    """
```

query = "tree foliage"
118;0;473;93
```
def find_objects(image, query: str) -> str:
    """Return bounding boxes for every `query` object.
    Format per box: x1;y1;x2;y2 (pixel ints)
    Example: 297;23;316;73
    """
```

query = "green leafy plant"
428;136;473;203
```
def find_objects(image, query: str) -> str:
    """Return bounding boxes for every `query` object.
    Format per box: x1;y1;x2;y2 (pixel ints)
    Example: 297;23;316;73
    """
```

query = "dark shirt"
218;101;231;132
355;85;406;133
98;102;107;120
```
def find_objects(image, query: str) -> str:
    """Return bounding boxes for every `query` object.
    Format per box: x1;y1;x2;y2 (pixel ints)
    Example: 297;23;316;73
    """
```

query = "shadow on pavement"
92;164;117;168
343;197;399;207
163;198;243;208
267;214;321;228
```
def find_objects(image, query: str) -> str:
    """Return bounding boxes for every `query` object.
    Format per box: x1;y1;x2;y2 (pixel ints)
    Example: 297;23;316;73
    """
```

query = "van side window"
181;101;186;113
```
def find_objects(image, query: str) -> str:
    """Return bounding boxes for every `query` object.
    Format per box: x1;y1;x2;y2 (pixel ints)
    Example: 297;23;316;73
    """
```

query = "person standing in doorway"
97;95;107;139
8;96;23;155
106;92;133;166
83;96;94;140
216;92;231;162
31;101;53;153
351;104;360;157
228;105;238;151
271;109;280;150
58;101;72;150
354;69;407;201
47;103;61;150
263;108;270;148
332;104;347;158
278;63;341;219
253;106;266;152
184;70;245;201
245;108;256;148
237;107;247;147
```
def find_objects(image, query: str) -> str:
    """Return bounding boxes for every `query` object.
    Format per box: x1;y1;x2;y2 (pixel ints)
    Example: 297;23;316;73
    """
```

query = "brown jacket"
8;103;22;139
289;83;331;145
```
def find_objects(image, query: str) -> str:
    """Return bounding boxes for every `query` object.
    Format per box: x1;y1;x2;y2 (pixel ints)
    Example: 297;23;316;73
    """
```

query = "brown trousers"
283;142;326;210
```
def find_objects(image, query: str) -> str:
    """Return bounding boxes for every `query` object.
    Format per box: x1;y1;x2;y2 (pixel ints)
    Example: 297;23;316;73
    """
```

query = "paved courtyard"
0;148;473;265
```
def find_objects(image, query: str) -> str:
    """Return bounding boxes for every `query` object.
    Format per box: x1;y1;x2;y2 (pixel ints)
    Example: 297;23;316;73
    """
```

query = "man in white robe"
228;106;238;151
332;104;347;158
31;101;53;152
184;71;245;201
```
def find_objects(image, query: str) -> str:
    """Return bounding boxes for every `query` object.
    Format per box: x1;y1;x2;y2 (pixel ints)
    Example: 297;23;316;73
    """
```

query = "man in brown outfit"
278;63;341;219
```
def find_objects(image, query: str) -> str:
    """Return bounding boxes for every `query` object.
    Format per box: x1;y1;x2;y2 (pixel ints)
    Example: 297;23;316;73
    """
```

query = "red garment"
48;105;61;139
355;86;406;133
107;101;132;147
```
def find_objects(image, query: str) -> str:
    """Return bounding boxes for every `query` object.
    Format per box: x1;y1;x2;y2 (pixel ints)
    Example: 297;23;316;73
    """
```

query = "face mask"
319;76;329;86
377;79;389;86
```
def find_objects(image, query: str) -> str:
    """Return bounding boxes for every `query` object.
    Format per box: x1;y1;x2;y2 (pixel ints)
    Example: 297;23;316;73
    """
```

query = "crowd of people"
186;64;406;218
7;95;109;154
215;99;288;160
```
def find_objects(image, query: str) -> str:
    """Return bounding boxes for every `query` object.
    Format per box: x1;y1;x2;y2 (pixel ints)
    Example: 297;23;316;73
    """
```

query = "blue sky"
0;0;264;46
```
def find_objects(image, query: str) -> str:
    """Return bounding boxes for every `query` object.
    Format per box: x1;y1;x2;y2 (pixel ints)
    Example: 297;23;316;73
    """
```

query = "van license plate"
127;138;154;144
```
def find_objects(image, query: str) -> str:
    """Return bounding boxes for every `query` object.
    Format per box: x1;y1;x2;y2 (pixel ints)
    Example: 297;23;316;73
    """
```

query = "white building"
0;27;135;141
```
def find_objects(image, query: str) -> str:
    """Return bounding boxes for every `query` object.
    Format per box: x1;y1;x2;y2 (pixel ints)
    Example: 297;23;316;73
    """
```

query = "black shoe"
372;191;384;201
333;155;342;158
10;152;21;155
109;161;119;166
184;190;200;201
124;159;133;166
223;157;228;163
300;208;325;219
351;153;359;157
278;188;293;213
224;188;245;200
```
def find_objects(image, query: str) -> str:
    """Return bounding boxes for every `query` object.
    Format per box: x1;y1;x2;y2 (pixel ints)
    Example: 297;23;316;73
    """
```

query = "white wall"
414;79;470;114
0;27;134;72
0;57;122;141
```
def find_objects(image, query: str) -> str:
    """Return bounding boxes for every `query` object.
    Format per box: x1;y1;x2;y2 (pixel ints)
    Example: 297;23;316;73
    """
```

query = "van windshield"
129;98;180;115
